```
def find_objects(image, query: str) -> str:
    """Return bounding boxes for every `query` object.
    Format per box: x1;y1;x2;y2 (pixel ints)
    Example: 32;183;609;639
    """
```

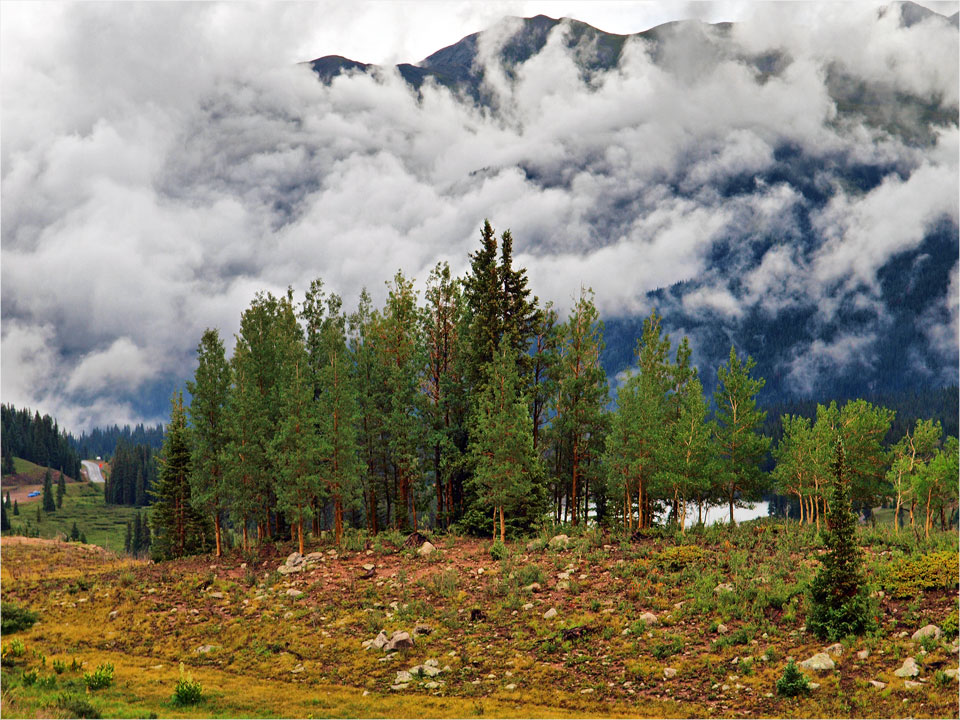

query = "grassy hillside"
0;522;957;719
4;481;147;553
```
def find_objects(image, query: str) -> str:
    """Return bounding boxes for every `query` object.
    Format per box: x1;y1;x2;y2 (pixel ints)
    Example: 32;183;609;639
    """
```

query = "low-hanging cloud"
1;1;957;431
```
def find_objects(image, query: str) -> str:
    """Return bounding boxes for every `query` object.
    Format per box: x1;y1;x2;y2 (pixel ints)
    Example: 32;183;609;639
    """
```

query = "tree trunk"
571;435;580;526
243;519;249;551
909;499;916;528
894;492;902;534
499;505;505;543
924;487;933;540
728;486;735;526
214;513;222;557
298;512;304;555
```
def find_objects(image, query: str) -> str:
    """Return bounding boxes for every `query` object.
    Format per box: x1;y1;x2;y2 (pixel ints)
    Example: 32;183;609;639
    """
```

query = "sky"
1;1;958;432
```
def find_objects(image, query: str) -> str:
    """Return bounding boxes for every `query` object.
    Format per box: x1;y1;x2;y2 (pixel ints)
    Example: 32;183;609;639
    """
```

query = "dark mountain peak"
304;54;370;83
879;1;956;27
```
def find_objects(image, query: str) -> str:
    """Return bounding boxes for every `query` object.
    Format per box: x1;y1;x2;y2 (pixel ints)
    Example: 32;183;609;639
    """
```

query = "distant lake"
680;501;770;527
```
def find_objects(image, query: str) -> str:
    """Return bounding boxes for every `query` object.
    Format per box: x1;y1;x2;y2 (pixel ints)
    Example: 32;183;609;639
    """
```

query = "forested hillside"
0;405;82;480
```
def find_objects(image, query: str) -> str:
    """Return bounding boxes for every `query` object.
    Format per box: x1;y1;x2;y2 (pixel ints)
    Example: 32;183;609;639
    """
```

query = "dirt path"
1;483;43;505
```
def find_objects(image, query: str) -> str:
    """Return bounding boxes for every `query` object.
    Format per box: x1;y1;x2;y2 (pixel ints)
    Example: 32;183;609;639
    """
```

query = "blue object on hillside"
27;491;41;497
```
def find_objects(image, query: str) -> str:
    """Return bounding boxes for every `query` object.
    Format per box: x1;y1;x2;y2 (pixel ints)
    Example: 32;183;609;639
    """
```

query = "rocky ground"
1;522;957;718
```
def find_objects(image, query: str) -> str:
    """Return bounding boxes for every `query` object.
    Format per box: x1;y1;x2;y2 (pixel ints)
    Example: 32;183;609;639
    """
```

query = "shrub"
172;663;203;706
776;660;810;697
884;552;958;598
490;541;508;561
655;545;706;570
942;608;959;638
22;668;38;685
53;659;66;674
516;563;545;586
38;674;57;689
56;693;100;719
83;663;114;690
1;602;38;634
2;638;26;664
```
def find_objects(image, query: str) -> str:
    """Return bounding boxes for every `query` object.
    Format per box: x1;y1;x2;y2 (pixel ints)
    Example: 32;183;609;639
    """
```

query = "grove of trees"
146;221;959;558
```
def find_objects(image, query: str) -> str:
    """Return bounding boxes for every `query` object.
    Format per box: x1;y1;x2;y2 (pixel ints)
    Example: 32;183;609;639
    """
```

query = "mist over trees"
148;222;958;558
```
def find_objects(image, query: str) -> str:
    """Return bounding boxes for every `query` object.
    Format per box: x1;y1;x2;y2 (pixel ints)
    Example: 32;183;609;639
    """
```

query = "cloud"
1;2;957;430
786;332;879;396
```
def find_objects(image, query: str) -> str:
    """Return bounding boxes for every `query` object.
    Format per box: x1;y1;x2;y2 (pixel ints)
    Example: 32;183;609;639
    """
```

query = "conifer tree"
151;393;210;560
807;437;872;640
42;467;56;512
469;338;542;542
124;521;133;554
1;501;9;532
132;513;142;554
70;520;80;541
56;471;66;509
4;490;11;509
187;328;232;557
713;346;770;524
13;499;19;516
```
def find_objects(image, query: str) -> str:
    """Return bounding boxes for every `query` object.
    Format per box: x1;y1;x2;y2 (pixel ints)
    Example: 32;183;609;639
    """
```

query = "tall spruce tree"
807;437;872;640
42;467;56;512
56;471;66;509
150;393;210;560
469;338;542;542
187;328;232;557
1;501;9;532
5;490;11;509
713;346;770;524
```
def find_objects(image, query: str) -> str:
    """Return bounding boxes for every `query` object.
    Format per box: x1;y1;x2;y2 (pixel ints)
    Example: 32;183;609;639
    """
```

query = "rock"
305;552;324;562
894;658;919;677
286;552;304;567
384;631;414;652
505;683;517;691
557;581;570;591
638;612;659;627
209;591;225;599
413;623;432;636
277;564;303;575
869;680;886;689
943;669;959;680
825;643;844;657
523;583;542;593
808;682;821;690
363;563;375;571
549;534;570;549
390;684;410;691
522;603;534;611
911;625;941;642
286;589;304;597
412;664;440;678
369;631;389;650
424;659;439;668
903;680;923;690
196;644;216;654
717;623;729;634
799;653;835;672
663;667;677;678
291;664;304;674
418;541;436;557
714;582;735;594
108;610;118;620
395;670;414;683
857;649;870;660
424;681;441;690
543;607;558;620
283;611;294;619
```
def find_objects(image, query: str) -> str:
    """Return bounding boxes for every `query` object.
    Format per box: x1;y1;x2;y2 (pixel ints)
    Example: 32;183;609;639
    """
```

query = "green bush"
2;638;26;664
655;545;706;570
22;668;38;686
516;563;545;586
942;608;959;638
172;663;203;706
56;692;100;719
38;674;57;689
776;660;810;697
490;541;508;561
83;663;114;690
53;659;66;674
885;552;959;598
1;602;38;634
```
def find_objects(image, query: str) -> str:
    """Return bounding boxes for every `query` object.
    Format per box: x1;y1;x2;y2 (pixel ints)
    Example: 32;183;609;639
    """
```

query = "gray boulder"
418;542;436;557
799;653;835;672
286;552;304;567
824;643;844;657
894;657;919;677
548;534;570;549
543;607;558;619
911;624;942;642
638;612;659;627
384;631;414;652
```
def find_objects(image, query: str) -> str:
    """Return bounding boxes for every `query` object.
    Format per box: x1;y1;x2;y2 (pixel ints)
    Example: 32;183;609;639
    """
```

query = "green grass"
5;482;146;553
9;457;51;482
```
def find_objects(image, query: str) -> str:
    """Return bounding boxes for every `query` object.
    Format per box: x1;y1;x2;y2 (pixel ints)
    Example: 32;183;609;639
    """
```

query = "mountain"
304;6;958;406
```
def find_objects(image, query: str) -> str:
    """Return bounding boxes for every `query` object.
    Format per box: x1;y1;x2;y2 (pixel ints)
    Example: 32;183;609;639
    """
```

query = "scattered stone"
291;664;304;674
808;682;821;690
418;542;436;557
390;683;410;691
714;582;735;594
580;688;594;694
424;681;441;690
368;631;389;650
869;680;887;689
277;565;303;575
638;612;659;627
209;591;224;599
286;589;304;598
151;664;164;670
424;659;439;668
557;581;570;591
543;607;558;620
621;628;630;636
108;610;118;620
524;582;542;593
196;644;216;654
413;623;432;637
825;643;844;657
943;669;959;680
722;684;731;691
283;611;294;619
857;649;870;660
240;562;247;569
799;653;835;672
903;680;923;690
286;552;304;567
305;552;324;562
716;623;729;634
363;563;376;571
663;667;677;678
395;670;413;684
911;625;942;642
326;549;337;557
549;534;570;549
384;631;414;652
411;664;441;678
505;683;517;691
894;658;919;677
522;603;534;611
